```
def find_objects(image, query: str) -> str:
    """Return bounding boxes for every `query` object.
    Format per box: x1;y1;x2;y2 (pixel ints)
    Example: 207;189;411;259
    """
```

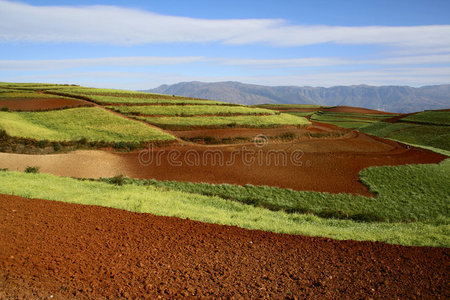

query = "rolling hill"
145;81;450;113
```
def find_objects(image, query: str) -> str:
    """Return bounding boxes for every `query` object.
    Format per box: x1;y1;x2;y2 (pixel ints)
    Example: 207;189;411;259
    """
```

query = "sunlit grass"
0;107;176;142
137;113;310;129
108;104;275;116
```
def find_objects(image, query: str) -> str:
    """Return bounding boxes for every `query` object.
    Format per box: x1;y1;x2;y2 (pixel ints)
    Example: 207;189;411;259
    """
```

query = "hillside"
146;81;450;113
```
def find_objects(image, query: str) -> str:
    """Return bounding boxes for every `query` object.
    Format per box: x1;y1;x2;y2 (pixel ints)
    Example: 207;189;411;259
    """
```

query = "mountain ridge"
143;81;450;113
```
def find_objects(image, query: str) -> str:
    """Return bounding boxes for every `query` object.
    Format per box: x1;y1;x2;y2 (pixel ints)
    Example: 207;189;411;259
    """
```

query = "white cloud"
216;54;450;68
0;0;449;49
0;56;204;70
1;53;448;72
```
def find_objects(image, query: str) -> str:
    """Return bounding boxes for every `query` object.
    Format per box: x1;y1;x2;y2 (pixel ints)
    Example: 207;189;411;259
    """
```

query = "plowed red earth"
0;130;445;196
322;106;395;114
0;194;448;299
0;98;91;111
171;125;331;139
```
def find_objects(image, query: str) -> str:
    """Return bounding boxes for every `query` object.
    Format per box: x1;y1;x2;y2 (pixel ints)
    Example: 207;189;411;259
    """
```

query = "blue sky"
0;0;449;89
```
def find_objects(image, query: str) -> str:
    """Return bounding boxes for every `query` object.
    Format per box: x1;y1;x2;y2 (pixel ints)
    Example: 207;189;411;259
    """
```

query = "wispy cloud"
0;56;204;70
1;0;449;49
1;54;448;71
216;54;450;68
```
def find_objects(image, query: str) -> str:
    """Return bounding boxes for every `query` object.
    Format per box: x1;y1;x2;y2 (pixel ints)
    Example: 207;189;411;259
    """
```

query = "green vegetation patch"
86;95;226;105
401;111;450;126
0;160;448;247
285;111;315;117
360;122;450;151
108;104;275;116
136;113;310;129
0;107;176;142
101;159;450;225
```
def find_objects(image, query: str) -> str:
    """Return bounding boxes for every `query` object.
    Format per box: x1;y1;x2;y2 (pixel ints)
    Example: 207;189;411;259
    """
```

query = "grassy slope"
108;105;275;116
137;113;310;129
401;110;450;126
0;160;448;247
359;122;450;151
0;107;175;142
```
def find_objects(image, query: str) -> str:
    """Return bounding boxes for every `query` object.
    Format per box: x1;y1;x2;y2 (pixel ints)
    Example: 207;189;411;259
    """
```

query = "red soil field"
322;106;395;114
0;98;92;111
0;194;448;298
170;124;334;140
0;129;445;196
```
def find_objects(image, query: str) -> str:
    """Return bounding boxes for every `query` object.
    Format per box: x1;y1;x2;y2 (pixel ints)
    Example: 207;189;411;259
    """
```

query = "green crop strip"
0;107;176;142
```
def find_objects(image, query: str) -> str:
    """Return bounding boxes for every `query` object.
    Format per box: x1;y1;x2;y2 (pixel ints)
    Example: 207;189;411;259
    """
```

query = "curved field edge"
102;159;449;225
359;121;450;151
0;162;448;247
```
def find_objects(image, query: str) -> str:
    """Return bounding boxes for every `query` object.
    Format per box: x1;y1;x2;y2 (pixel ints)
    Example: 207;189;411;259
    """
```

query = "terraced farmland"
360;121;450;151
136;113;310;130
0;82;448;299
0;107;176;143
108;104;276;116
400;110;450;126
311;110;397;129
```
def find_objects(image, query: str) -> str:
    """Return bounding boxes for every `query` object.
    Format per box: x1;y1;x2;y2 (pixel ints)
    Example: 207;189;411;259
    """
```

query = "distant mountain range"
144;81;450;113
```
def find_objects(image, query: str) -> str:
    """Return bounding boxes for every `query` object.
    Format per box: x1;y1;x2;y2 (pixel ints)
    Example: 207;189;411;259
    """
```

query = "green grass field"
284;111;316;117
360;122;450;151
136;113;310;129
401;110;450;126
0;159;448;247
0;107;176;142
108;104;275;116
70;94;228;105
101;159;450;225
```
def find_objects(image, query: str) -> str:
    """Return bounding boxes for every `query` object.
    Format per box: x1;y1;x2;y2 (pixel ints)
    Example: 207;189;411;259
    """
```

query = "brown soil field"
322;106;395;114
0;129;445;196
170;124;335;140
0;98;92;111
0;194;448;299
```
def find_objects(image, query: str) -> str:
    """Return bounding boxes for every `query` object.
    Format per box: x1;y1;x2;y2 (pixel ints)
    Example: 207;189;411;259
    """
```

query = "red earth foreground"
0;194;449;299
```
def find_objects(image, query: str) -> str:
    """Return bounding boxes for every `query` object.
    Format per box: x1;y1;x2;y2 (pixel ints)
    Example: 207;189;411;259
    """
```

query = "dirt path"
0;194;448;299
